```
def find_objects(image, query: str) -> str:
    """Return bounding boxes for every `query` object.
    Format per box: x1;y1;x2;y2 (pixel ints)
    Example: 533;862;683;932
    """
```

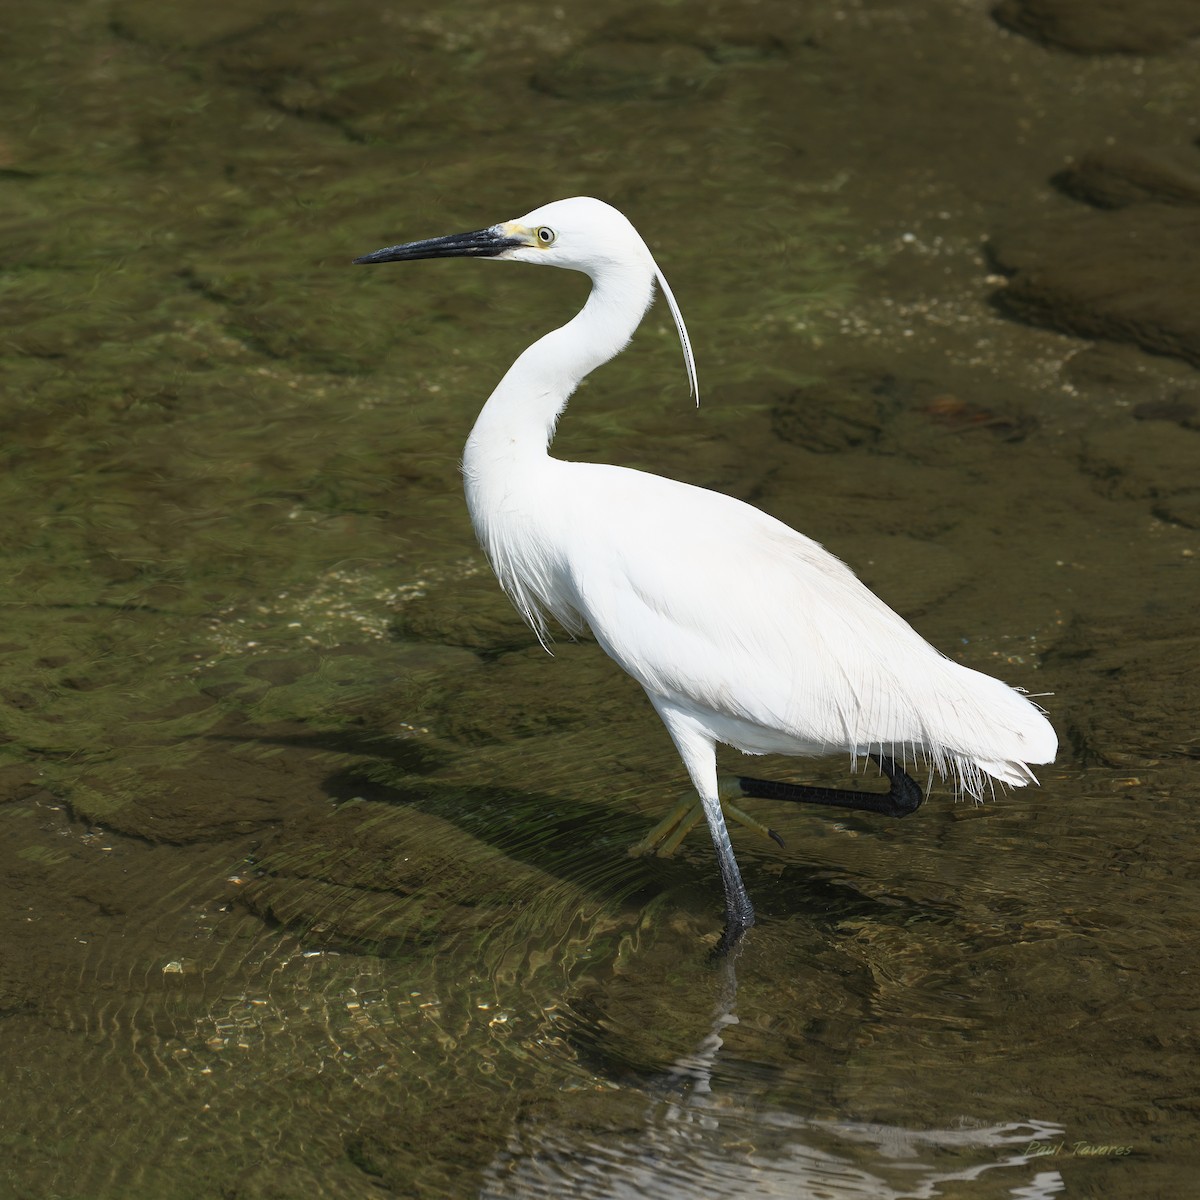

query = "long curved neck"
463;258;655;472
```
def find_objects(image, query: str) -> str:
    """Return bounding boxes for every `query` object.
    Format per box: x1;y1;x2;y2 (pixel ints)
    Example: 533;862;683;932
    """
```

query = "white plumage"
356;196;1057;949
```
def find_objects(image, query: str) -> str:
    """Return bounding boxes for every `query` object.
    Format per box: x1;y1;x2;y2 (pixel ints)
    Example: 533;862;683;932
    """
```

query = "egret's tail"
932;666;1057;800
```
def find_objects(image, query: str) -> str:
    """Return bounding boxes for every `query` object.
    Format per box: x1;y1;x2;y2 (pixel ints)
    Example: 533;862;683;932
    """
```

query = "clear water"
2;1;1198;1196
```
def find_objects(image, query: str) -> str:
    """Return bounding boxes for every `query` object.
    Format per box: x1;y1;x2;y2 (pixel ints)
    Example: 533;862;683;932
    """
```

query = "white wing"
554;462;1056;794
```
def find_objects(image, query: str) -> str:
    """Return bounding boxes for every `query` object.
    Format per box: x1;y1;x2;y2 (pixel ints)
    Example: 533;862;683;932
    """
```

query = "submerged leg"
701;787;756;956
629;777;783;858
629;793;705;858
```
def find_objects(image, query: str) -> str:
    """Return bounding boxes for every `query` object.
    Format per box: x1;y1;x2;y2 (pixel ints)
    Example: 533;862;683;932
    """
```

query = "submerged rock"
532;2;791;100
1055;147;1200;210
989;205;1200;366
992;0;1200;54
1051;628;1200;766
1077;419;1200;523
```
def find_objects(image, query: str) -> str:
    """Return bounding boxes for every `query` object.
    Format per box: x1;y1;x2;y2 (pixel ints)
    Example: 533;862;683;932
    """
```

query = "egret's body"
356;197;1057;949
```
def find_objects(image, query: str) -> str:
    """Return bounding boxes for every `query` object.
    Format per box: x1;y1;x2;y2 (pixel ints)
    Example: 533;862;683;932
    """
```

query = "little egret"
355;197;1057;951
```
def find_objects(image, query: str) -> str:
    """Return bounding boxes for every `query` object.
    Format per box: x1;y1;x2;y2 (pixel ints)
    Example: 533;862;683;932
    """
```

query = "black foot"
734;755;924;819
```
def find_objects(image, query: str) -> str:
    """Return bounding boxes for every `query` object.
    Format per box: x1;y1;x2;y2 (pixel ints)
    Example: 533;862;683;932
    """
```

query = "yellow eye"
535;226;556;246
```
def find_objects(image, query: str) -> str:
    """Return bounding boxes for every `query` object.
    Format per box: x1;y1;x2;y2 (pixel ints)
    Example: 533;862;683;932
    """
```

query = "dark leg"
701;794;755;956
735;755;923;820
714;917;750;959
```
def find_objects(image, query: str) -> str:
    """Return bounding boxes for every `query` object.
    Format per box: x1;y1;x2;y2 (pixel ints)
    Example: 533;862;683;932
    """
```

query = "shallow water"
2;1;1199;1196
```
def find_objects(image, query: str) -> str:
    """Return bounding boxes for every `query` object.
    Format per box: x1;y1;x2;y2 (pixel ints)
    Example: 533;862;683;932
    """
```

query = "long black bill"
353;226;522;265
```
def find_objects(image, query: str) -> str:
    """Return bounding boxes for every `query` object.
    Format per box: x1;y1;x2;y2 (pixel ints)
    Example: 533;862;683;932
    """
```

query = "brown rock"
993;0;1200;54
989;205;1200;366
1056;147;1200;209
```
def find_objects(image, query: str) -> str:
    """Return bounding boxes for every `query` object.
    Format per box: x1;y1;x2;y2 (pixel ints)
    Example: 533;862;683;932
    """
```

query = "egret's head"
354;196;697;402
494;197;654;274
353;196;649;277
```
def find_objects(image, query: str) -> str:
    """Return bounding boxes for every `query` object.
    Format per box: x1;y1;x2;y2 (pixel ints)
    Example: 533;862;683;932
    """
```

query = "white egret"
355;197;1057;951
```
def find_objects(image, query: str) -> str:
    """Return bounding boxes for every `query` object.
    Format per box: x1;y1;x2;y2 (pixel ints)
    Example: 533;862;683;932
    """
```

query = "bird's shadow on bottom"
214;727;957;951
